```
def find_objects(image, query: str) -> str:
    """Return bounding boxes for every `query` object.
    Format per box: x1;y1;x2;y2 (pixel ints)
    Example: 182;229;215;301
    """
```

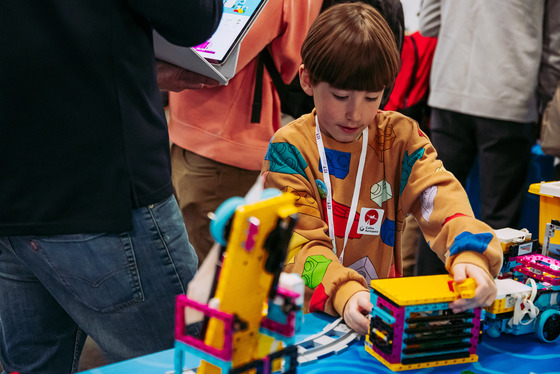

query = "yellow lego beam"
199;193;298;374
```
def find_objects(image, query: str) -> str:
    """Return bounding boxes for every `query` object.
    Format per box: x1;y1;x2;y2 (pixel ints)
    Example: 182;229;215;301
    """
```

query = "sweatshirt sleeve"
397;120;503;278
261;120;368;317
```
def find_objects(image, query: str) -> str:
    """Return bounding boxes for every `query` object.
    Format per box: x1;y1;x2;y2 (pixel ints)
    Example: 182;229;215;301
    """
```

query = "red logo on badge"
364;209;379;225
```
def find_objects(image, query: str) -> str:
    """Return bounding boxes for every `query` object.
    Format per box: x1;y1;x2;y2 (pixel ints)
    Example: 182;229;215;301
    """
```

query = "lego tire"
536;309;560;343
210;196;246;246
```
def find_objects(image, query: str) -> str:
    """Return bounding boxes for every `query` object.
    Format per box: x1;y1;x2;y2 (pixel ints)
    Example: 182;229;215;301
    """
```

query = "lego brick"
370;275;475;305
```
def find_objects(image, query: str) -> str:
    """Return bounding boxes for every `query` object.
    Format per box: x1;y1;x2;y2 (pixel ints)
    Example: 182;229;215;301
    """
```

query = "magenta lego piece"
174;295;234;361
276;287;300;299
244;218;260;252
373;296;405;364
469;308;482;354
512;254;560;285
261;311;296;337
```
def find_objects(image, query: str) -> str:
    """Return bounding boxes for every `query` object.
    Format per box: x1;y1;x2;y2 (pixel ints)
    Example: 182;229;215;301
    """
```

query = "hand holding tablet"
154;0;268;85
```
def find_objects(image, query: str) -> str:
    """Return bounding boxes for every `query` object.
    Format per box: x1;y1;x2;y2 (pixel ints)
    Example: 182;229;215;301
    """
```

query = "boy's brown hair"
301;2;400;92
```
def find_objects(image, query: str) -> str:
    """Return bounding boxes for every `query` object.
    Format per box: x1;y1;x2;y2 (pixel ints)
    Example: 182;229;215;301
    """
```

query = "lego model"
173;188;302;374
485;183;560;343
529;181;560;258
365;274;481;371
494;227;538;275
484;253;560;343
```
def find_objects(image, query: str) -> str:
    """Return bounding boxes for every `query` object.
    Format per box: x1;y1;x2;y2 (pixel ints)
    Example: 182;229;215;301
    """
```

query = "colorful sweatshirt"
261;111;503;317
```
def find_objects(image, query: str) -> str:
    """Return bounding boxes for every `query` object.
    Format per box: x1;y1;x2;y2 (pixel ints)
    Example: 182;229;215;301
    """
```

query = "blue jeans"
0;195;198;373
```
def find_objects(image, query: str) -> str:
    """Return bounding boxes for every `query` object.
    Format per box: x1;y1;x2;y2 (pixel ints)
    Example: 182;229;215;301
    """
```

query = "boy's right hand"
343;290;372;335
449;263;497;313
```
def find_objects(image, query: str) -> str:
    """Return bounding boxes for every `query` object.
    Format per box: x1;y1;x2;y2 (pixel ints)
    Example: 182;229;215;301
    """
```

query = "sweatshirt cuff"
333;280;369;317
447;251;494;279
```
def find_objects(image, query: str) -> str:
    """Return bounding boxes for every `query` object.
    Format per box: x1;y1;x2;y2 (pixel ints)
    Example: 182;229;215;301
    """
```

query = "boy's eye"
333;94;348;100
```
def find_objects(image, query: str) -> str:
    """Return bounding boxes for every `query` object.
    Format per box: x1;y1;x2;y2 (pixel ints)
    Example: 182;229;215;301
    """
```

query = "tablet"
153;0;268;85
154;31;236;85
194;0;268;65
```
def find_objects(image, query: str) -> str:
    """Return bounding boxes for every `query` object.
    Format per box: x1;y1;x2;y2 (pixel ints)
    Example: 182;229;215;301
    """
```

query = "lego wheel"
210;196;245;246
536;309;560;343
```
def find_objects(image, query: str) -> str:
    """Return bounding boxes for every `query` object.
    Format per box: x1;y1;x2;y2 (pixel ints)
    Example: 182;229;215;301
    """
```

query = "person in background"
413;0;560;275
158;0;322;264
540;82;560;180
418;0;560;231
261;2;502;335
0;1;221;372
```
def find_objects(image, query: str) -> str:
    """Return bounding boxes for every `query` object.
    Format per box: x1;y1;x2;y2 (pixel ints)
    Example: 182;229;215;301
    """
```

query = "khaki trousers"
171;144;261;264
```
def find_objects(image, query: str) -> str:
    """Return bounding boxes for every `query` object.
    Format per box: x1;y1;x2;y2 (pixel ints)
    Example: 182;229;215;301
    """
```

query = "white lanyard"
315;116;368;263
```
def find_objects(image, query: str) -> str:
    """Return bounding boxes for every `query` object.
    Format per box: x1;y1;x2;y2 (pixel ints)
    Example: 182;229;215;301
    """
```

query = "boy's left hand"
343;291;372;335
448;263;497;313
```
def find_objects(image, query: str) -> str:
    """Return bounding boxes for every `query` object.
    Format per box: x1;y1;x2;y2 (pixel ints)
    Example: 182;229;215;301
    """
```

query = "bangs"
301;2;400;92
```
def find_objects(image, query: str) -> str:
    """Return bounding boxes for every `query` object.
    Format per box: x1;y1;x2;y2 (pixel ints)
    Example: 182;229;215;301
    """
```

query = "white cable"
508;278;539;327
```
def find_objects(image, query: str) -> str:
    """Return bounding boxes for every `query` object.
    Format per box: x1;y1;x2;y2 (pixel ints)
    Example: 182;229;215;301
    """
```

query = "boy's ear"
299;65;314;96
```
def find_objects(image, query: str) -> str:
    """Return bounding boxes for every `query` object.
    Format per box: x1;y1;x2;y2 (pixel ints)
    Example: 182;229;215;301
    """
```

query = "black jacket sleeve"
127;0;223;46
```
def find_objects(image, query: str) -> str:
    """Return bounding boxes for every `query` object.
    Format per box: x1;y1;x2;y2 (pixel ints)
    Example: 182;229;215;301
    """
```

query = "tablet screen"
193;0;267;65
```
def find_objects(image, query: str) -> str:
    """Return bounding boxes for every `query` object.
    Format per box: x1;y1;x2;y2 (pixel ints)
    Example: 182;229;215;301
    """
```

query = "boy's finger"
452;264;467;283
450;299;473;313
359;299;373;311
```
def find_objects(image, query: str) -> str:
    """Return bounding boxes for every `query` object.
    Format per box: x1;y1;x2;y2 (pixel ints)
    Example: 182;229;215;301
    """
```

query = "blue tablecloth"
79;313;560;374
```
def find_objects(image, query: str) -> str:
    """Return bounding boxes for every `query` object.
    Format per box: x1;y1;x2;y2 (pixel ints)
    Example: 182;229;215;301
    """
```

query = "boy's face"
299;66;383;143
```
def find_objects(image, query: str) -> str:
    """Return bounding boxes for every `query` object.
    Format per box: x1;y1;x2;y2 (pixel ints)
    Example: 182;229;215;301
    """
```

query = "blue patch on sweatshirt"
319;148;351;180
380;218;396;247
400;147;425;195
449;231;493;256
265;141;308;179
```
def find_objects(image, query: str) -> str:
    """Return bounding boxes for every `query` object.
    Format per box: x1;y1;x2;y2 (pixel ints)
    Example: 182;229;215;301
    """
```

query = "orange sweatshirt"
168;0;321;171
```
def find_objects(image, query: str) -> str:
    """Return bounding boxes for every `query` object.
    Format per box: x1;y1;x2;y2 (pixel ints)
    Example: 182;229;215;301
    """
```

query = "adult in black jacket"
0;1;222;372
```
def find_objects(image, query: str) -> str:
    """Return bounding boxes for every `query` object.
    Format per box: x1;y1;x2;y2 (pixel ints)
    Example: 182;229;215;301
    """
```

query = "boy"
261;2;502;335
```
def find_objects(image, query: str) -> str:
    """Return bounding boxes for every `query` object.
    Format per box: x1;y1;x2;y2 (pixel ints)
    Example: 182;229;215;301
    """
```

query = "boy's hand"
449;263;497;313
343;291;372;335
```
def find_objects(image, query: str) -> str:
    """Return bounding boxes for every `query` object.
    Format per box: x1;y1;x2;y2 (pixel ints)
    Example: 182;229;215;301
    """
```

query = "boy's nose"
346;104;362;122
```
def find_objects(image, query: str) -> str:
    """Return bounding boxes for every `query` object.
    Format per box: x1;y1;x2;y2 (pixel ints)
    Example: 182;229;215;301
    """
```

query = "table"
79;313;560;374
